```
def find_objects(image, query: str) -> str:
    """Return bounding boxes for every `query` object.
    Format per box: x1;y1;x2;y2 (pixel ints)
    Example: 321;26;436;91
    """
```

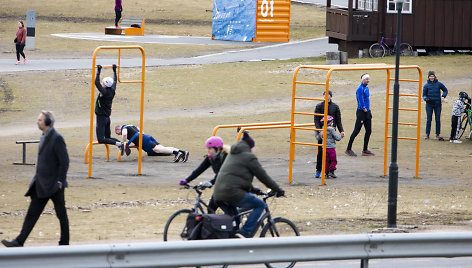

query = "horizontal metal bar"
388;78;420;82
387;93;419;97
387;122;418;126
293;111;317;116
294;96;325;101
16;140;40;144
119;80;143;84
1;233;472;268
387;107;419;111
292;141;318;146
295;81;326;86
387;136;418;140
293;127;318;131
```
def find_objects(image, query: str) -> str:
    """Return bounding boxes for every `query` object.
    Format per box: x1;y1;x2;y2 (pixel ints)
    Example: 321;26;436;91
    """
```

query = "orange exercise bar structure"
87;46;146;178
289;64;422;185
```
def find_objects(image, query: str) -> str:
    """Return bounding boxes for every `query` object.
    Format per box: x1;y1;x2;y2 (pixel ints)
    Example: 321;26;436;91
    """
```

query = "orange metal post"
88;45;145;178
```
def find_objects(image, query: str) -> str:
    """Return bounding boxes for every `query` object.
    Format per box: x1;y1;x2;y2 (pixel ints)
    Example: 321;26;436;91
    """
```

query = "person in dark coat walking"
213;132;285;238
314;90;344;178
115;0;123;27
2;111;70;247
422;70;448;140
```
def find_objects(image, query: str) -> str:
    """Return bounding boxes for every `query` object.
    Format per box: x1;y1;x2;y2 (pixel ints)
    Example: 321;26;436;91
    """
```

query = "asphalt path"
0;35;337;73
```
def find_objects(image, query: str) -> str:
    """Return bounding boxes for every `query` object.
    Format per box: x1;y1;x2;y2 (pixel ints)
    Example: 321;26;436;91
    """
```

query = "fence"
1;232;472;267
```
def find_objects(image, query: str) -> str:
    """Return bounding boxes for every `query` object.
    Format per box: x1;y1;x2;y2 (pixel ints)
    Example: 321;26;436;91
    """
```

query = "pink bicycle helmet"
205;136;224;148
320;115;334;123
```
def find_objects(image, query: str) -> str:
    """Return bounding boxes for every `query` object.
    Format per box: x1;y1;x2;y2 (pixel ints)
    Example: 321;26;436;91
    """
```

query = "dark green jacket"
213;141;282;204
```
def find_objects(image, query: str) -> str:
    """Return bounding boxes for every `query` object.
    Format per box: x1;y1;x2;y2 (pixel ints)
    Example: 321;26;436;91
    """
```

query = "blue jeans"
425;101;442;135
221;193;266;237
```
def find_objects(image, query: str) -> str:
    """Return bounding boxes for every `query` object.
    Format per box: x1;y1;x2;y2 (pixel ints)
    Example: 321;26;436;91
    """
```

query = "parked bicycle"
163;184;300;268
458;102;472;139
369;36;413;57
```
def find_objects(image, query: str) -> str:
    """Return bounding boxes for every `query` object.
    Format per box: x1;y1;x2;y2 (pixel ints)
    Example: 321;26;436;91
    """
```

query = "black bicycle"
163;184;300;268
458;102;472;139
163;183;212;242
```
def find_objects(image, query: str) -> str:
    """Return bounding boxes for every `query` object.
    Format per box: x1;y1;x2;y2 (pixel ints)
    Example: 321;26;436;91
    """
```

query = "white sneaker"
452;140;462;144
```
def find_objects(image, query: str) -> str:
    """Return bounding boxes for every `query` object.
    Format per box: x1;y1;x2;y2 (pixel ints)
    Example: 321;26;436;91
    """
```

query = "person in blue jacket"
422;70;448;140
345;73;374;157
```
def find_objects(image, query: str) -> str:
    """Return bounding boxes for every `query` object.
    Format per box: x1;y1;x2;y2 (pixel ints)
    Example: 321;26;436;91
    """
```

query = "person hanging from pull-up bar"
95;64;124;154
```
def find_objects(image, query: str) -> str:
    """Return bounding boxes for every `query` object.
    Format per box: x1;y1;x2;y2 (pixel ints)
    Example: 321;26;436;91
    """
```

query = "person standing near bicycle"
179;136;230;212
213;131;285;238
449;91;471;143
423;70;448;140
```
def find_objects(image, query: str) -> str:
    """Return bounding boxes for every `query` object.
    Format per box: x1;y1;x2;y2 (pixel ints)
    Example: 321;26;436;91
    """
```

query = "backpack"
200;214;235;239
186;213;203;240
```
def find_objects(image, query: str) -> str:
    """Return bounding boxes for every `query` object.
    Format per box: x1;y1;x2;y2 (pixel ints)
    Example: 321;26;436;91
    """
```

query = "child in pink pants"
315;116;343;178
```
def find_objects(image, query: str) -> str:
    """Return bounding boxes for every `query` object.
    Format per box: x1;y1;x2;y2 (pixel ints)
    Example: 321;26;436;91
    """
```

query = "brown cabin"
326;0;472;57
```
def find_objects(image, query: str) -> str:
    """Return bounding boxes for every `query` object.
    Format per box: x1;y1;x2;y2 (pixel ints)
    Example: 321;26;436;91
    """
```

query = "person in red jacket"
15;20;27;65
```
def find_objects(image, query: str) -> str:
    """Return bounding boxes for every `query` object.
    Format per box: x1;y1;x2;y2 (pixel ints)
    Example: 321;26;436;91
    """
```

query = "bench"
105;17;145;36
84;142;110;163
14;140;40;165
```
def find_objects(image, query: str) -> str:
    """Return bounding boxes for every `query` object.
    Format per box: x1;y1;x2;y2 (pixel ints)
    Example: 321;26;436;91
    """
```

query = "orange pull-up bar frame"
87;45;146;178
289;64;422;184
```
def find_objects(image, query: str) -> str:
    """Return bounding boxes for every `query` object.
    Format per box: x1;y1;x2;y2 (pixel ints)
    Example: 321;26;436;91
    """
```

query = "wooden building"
326;0;472;57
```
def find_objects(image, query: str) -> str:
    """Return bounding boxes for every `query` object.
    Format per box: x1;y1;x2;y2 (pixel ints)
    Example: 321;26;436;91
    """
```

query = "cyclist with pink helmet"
315;115;343;178
179;136;229;212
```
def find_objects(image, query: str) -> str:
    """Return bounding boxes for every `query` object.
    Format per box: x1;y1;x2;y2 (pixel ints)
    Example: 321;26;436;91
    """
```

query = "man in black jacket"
2;111;70;247
313;90;344;178
95;64;123;153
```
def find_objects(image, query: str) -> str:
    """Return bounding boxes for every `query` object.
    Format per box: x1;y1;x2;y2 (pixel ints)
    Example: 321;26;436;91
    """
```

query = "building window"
359;0;378;11
387;0;412;14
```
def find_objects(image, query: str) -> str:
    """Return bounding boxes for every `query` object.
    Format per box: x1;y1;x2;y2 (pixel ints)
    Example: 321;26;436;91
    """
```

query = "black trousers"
315;138;324;172
16;184;69;245
450;115;461;140
16;43;26;61
115;10;122;26
347;109;372;151
96;115;120;145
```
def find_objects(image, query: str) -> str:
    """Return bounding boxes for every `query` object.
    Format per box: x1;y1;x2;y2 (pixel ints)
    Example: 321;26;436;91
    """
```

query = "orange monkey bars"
290;64;422;185
86;46;145;178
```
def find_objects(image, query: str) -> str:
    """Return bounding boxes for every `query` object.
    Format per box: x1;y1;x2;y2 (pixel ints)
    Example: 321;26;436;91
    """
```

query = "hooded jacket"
213;141;282;204
423;79;448;103
184;145;230;184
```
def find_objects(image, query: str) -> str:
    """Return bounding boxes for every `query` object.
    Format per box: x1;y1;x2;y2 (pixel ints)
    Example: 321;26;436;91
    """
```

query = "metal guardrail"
1;232;472;268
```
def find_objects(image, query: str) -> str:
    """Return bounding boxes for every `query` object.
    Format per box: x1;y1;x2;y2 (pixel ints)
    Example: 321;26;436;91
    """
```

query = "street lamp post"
387;0;404;228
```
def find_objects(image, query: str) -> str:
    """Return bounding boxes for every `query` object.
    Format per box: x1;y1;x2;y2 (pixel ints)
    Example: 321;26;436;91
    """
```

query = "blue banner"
212;0;256;42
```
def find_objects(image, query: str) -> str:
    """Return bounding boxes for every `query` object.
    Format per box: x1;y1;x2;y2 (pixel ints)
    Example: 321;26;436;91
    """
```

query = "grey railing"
1;232;472;267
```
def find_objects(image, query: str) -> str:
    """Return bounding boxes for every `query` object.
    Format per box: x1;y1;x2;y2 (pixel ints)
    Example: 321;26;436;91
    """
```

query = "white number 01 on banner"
261;0;274;17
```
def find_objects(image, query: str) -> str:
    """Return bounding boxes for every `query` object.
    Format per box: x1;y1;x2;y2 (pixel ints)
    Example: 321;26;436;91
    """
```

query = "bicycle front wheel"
369;43;386;57
399;43;414;56
458;113;470;139
163;209;192;241
260;217;300;268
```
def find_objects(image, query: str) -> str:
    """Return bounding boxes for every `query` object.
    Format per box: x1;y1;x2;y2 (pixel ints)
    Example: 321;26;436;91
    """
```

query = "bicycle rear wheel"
260;217;300;268
399;43;414;56
457;113;470;139
163;209;192;241
369;43;386;57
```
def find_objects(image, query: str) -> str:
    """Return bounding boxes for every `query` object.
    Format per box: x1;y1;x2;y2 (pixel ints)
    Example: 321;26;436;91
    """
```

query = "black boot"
2;239;23;247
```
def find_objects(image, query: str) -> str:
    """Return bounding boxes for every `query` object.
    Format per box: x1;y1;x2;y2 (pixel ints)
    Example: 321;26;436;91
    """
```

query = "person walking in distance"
95;64;124;154
423;70;448;140
314;90;344;178
15;20;27;65
2;111;69;247
345;73;374;157
115;0;122;27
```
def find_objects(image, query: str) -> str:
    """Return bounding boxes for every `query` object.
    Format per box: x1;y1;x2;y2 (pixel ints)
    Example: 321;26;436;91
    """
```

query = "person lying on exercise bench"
114;124;189;162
